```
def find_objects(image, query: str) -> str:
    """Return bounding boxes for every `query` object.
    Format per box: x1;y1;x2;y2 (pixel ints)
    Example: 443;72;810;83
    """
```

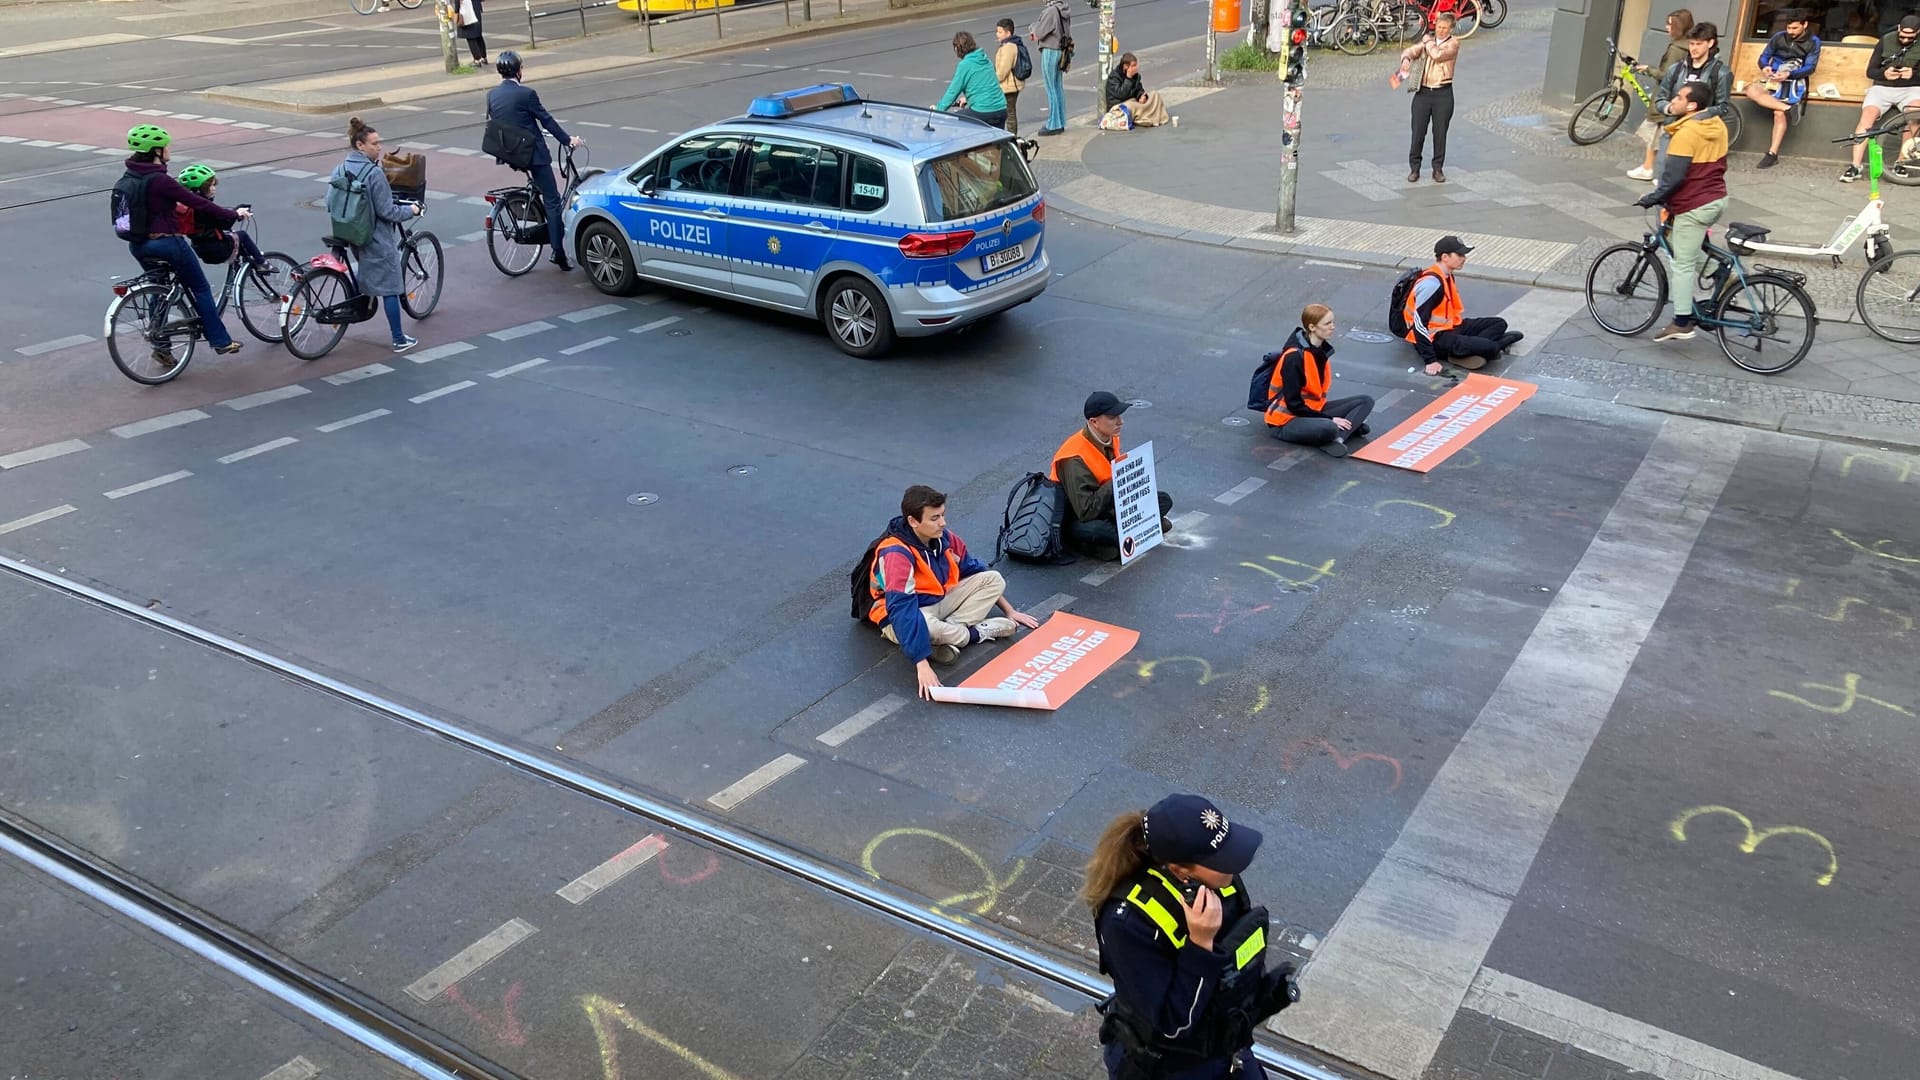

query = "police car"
562;84;1049;358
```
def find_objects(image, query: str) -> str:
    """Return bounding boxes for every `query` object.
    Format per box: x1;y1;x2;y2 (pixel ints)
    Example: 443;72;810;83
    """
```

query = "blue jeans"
1040;48;1066;131
531;162;565;255
383;295;406;342
129;236;233;349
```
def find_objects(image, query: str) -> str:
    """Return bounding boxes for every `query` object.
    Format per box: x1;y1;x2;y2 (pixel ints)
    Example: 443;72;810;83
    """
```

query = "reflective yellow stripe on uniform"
1234;926;1266;970
1124;869;1190;948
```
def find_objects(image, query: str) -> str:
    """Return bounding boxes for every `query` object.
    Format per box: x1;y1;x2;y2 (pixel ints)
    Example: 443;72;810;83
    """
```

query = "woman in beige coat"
993;19;1026;134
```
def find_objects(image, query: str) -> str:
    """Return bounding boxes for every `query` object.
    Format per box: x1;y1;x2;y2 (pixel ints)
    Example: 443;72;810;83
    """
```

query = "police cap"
1144;794;1263;875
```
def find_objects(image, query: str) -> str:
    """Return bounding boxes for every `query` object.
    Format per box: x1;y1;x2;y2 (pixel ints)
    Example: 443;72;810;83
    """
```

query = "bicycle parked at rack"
103;208;299;385
1585;206;1817;374
350;0;423;14
1567;37;1745;147
485;142;603;277
279;200;443;361
1327;0;1422;55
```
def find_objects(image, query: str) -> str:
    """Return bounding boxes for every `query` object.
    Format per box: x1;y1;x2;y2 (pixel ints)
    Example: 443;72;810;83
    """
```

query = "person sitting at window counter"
1102;53;1177;128
1745;8;1821;169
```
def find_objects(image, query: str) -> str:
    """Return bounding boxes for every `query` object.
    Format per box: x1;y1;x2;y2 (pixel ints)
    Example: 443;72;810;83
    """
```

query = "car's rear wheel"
821;275;895;359
579;221;639;296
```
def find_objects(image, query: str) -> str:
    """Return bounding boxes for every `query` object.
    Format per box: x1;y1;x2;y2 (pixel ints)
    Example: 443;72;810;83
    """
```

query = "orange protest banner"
941;611;1140;710
1350;373;1538;472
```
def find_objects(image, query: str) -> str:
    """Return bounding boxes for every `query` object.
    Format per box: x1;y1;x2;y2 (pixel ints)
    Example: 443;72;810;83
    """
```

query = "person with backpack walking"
1029;0;1071;136
1051;392;1175;561
1399;235;1522;374
332;117;423;353
994;19;1029;134
1263;305;1374;457
114;124;250;362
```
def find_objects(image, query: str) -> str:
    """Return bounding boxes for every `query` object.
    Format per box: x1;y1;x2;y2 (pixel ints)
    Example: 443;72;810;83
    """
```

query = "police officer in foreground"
1084;794;1299;1078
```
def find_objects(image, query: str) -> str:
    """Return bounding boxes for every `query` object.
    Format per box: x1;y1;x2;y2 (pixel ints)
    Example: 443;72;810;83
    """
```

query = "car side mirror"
638;174;657;196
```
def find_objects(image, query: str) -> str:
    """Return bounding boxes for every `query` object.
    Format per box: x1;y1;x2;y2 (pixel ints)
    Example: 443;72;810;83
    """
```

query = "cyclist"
485;50;582;271
335;117;424;353
176;164;271;271
1635;82;1729;342
117;125;249;359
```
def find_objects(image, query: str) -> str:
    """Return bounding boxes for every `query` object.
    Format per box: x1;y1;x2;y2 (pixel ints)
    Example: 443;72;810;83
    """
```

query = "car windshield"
918;141;1037;223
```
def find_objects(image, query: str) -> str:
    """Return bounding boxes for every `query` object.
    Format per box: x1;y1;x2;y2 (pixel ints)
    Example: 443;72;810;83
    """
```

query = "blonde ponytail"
1080;810;1150;915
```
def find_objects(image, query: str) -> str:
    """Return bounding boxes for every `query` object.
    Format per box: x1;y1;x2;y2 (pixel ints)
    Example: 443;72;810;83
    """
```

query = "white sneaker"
1627;165;1654;181
976;617;1017;642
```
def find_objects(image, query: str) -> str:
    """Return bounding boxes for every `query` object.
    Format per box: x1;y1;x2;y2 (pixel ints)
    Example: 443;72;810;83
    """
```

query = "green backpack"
326;162;378;247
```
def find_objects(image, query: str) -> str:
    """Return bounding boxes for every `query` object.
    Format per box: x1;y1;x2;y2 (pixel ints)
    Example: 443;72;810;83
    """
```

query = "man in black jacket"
1844;15;1920;183
486;50;582;269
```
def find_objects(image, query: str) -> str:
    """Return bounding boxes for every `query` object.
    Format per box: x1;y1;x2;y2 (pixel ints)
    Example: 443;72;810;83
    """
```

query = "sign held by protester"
928;612;1139;710
1113;439;1163;565
1350;374;1537;473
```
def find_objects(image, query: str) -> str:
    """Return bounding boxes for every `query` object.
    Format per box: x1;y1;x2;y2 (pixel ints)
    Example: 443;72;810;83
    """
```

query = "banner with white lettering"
1350;374;1537;472
929;612;1139;710
1113;440;1163;565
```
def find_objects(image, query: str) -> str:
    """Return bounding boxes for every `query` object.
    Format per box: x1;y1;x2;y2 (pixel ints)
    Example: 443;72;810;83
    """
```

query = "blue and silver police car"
562;84;1049;358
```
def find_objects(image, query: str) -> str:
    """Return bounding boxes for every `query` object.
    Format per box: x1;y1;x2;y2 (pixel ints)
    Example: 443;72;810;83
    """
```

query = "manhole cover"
726;465;758;477
667;328;692;337
1346;329;1394;344
626;492;659;506
1126;398;1152;409
1221;416;1251;426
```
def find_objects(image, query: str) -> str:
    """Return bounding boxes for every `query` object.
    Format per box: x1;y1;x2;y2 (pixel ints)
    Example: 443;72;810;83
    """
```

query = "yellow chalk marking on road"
1239;554;1338;587
1128;656;1223;685
1839;451;1912;483
1777;578;1912;634
1250;685;1271;716
1669;805;1837;886
1326;479;1456;528
1767;672;1913;717
581;994;740;1080
1830;528;1920;564
861;827;1025;916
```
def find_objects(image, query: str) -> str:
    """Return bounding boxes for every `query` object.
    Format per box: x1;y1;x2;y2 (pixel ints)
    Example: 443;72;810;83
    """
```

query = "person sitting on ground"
1843;15;1920;182
1265;304;1375;457
937;31;1010;128
866;485;1040;699
1103;53;1176;128
1403;235;1523;375
1051;392;1175;561
1745;8;1821;169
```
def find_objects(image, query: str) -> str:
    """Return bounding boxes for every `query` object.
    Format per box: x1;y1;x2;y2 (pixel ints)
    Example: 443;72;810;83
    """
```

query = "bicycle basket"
382;150;427;203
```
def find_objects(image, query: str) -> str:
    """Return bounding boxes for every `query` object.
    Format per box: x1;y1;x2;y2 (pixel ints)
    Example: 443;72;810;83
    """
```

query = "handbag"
481;116;539;171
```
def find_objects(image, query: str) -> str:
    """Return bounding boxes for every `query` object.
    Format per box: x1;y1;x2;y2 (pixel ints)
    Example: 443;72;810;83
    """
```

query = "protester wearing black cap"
1049;392;1176;562
1845;15;1920;183
1401;234;1523;376
1083;794;1298;1079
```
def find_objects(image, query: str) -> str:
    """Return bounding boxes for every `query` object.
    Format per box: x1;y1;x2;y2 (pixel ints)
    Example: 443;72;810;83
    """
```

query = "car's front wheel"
821;274;895;359
579;220;639;296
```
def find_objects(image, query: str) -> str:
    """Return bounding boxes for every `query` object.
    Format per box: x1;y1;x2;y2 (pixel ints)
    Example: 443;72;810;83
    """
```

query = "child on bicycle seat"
176;164;266;268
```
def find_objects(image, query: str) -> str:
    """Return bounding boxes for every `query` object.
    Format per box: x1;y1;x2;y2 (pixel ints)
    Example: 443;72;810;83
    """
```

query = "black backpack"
1012;36;1035;80
1386;267;1428;339
110;171;156;243
993;472;1075;566
1247;350;1285;411
850;535;888;620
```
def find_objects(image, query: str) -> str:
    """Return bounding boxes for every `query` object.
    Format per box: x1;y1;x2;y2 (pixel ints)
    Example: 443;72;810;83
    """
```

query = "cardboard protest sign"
1350;374;1537;473
928;611;1139;710
1113;440;1163;565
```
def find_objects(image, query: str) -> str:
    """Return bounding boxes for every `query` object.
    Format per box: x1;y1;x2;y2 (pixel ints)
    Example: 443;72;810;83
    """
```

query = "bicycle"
1568;37;1744;146
350;0;423;14
1403;0;1493;38
485;142;603;277
103;208;299;385
1327;0;1421;56
1585;207;1817;374
279;200;443;361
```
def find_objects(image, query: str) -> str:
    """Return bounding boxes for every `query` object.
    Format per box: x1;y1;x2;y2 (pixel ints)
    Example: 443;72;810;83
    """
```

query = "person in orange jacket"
1051;392;1174;561
1265;304;1374;457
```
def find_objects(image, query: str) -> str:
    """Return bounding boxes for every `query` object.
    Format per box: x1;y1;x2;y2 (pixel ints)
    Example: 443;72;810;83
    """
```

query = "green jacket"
937;49;1008;113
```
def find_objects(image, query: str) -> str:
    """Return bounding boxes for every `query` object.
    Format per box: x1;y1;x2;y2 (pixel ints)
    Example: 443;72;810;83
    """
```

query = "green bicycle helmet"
127;124;171;154
179;163;217;190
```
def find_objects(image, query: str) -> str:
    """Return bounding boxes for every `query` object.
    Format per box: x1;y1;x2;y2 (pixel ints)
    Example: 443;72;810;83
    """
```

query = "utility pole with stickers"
1275;0;1309;233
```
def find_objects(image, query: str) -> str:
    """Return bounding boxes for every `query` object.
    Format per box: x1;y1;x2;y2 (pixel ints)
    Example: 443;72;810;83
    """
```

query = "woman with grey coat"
333;117;422;353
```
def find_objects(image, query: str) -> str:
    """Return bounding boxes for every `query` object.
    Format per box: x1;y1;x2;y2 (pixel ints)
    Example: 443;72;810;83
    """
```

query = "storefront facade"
1543;0;1902;150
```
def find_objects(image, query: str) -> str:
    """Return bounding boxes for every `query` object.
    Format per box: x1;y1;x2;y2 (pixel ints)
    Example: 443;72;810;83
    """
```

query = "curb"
1611;388;1920;452
201;87;387;115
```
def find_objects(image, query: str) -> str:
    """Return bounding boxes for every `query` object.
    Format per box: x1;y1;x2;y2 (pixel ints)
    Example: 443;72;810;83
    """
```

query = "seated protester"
1744;9;1821;168
937;31;1009;128
1266;304;1375;457
1404;234;1523;375
866;485;1040;699
1052;392;1175;561
1103;53;1176;128
175;164;267;268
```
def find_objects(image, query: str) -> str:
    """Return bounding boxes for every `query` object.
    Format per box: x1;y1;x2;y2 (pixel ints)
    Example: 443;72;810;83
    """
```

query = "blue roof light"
747;83;861;118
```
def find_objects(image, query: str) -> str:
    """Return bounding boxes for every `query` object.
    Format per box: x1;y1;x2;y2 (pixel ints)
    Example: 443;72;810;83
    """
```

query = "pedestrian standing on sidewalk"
1627;10;1694;181
1645;23;1731;181
937;32;1009;128
994;20;1027;134
455;0;489;68
1394;13;1459;183
1745;9;1821;168
1030;0;1071;136
1636;82;1729;342
334;118;424;354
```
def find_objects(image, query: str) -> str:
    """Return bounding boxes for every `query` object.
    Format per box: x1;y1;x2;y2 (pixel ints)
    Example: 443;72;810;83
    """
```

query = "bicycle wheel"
1880;129;1920;186
1721;103;1744;148
397;0;424;7
280;267;352;362
1568;87;1632;145
487;192;543;276
1476;0;1506;27
1856;249;1920;343
1585;242;1668;336
107;283;198;385
236;252;299;343
349;0;378;13
1393;1;1424;39
1452;0;1482;36
401;231;443;319
1331;14;1378;54
1714;272;1816;374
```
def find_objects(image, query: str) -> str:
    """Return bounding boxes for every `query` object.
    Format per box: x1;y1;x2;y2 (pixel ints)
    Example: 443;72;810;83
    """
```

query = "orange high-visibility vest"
1265;345;1328;428
1402;265;1462;342
866;535;962;625
1049;428;1121;484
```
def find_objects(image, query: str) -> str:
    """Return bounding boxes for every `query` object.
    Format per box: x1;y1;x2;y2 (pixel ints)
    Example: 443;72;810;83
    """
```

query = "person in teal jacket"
937;32;1009;127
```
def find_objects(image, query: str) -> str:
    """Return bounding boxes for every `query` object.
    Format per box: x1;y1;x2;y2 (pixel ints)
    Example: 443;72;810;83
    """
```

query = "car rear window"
918;141;1038;223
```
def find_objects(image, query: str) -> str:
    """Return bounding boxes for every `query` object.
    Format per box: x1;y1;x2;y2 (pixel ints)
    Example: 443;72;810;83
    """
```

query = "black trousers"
529;161;566;255
1409;83;1454;170
1271;395;1374;446
1435;316;1508;363
465;34;488;62
1067;491;1175;560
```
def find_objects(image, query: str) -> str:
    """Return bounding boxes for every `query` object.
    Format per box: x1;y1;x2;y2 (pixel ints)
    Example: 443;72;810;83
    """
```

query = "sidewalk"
1028;4;1920;444
0;0;323;53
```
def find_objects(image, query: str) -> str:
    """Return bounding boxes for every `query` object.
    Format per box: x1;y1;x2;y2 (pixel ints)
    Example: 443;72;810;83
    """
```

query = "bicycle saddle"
1726;222;1770;243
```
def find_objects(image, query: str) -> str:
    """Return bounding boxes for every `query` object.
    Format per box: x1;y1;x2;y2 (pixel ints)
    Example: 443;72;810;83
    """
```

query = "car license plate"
983;245;1024;272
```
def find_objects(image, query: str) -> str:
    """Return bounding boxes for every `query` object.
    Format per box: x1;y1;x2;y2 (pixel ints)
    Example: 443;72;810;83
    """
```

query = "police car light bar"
747;84;861;118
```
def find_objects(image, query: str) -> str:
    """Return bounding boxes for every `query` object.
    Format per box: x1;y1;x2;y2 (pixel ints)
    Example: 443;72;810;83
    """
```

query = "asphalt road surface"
3;5;1918;1080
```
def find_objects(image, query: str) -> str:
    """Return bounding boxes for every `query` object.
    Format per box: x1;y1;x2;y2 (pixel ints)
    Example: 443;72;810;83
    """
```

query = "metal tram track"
0;552;1358;1080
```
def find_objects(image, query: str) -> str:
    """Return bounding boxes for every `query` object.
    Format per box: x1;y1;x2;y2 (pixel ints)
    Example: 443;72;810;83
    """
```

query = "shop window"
1745;0;1899;43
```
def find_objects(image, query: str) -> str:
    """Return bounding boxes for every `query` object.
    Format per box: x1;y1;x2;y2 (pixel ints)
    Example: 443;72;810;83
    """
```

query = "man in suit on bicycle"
487;50;583;270
1636;81;1728;342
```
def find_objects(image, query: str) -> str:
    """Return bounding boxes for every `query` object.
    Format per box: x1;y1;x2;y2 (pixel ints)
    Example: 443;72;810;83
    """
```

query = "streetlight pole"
1097;0;1116;116
1275;0;1308;233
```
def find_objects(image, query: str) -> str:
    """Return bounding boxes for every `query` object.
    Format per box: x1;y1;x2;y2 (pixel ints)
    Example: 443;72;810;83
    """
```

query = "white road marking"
619;125;659;133
407;341;475;364
232;121;271;130
425;190;458;201
258;1056;320;1080
410;381;476;404
630;316;682;334
0;439;89;470
817;694;907;748
391;104;428;111
403;918;537;1002
489;320;555;341
561;303;624;322
317;409;392;433
111;409;208;439
398;141;439;150
707;753;806;811
443;108;476;115
1304;258;1365;270
104;470;193;500
560;335;617;355
1214;477;1267;505
577;120;613;127
1492;288;1589;357
1080;513;1204;585
439;146;480;155
455;231;488;243
1377;388;1409;410
0;505;76;536
322;362;393;385
216;437;299;465
1276;418;1745;1078
488;357;549;378
557;834;668;904
221;384;311;411
457;196;491;206
1267;452;1306;472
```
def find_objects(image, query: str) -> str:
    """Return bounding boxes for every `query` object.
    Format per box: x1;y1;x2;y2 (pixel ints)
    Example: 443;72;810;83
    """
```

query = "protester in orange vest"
1403;235;1523;375
1266;304;1375;457
868;484;1041;699
1051;391;1175;561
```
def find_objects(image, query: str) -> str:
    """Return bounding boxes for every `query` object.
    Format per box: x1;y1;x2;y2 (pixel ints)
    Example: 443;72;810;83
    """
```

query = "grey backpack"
993;472;1074;565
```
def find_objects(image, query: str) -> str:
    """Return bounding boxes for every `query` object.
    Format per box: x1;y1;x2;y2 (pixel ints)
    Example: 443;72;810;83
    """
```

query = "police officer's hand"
1176;884;1222;951
916;659;943;701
